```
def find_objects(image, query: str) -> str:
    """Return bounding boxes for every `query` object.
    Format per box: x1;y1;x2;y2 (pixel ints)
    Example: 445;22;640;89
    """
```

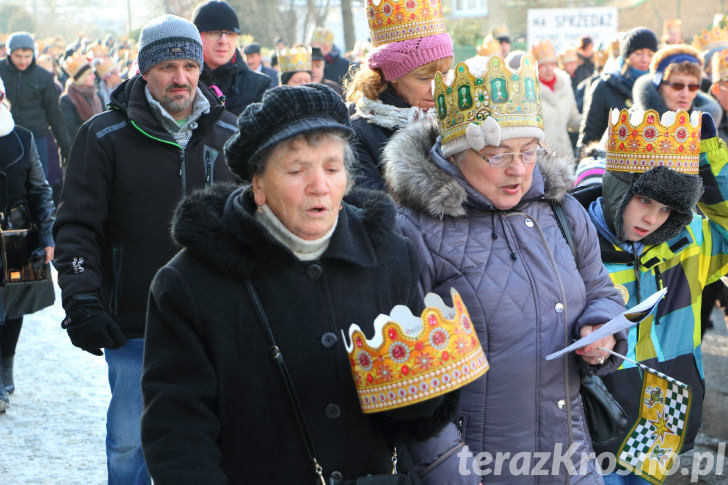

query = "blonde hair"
345;57;452;104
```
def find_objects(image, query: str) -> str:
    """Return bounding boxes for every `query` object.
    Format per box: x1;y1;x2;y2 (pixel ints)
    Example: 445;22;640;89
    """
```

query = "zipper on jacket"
179;151;188;194
632;243;642;304
204;150;213;185
109;245;124;315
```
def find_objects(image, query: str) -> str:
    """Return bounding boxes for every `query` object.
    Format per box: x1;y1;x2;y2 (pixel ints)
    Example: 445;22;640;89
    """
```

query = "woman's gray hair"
256;129;356;190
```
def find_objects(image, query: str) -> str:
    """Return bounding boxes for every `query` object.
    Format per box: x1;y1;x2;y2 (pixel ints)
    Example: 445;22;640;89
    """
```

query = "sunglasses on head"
663;81;700;92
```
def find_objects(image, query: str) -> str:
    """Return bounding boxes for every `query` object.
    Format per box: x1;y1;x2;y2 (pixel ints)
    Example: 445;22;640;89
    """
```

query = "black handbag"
580;374;629;446
550;202;630;446
244;280;413;485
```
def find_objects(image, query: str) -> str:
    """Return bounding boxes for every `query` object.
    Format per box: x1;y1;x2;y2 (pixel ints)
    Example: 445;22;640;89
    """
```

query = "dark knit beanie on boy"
191;0;240;34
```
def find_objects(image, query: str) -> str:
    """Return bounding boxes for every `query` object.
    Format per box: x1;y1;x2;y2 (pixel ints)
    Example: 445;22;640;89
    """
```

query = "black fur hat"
602;167;703;245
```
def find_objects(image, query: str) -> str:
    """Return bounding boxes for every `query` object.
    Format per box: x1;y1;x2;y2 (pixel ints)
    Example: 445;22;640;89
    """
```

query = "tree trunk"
341;0;355;52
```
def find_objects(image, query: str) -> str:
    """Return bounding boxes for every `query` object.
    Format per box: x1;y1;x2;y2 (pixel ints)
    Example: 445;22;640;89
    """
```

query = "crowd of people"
2;1;728;484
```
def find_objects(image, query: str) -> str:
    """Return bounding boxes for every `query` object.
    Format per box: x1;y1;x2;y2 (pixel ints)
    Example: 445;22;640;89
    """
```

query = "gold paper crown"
691;16;728;54
433;56;543;145
95;57;117;78
491;24;510;40
89;43;110;59
63;53;91;79
713;48;728;82
310;27;334;48
663;19;682;35
277;46;312;73
476;35;500;57
366;0;447;47
530;40;556;63
344;288;488;413
606;109;701;175
559;48;579;65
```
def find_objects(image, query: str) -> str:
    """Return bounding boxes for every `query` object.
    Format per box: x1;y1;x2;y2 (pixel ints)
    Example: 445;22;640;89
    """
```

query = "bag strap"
244;279;327;485
550;201;577;261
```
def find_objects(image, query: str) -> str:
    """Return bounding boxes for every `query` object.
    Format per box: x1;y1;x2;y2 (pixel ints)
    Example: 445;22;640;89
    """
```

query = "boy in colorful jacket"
575;108;728;483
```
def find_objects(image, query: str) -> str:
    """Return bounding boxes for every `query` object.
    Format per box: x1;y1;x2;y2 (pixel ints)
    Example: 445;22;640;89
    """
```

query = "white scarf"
355;95;434;130
255;204;337;261
0;104;15;137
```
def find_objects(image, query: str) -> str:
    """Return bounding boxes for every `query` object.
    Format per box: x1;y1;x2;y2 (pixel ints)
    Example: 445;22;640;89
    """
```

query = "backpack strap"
550;201;577;261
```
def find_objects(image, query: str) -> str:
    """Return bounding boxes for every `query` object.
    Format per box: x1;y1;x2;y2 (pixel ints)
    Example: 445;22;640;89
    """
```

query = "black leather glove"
61;300;127;356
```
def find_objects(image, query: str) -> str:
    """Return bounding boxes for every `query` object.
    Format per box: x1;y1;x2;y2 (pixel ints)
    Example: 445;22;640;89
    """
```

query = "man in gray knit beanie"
137;15;204;74
53;12;239;485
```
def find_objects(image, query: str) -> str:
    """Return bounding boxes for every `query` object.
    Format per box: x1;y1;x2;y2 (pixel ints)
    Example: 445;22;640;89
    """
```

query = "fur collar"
539;69;573;103
632;75;723;125
171;183;399;279
382;118;575;218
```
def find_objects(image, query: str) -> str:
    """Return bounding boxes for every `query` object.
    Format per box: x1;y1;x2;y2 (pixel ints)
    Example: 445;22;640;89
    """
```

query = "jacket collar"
171;184;395;279
109;74;225;144
383;117;575;218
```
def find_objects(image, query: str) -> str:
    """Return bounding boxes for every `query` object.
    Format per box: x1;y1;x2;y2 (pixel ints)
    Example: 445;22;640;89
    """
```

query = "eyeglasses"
470;146;545;168
205;30;239;40
662;81;700;92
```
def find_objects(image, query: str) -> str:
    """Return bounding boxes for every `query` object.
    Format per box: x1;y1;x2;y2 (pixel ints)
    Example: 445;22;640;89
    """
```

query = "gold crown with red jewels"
343;288;488;414
433;56;543;145
691;16;728;54
606;108;701;175
366;0;447;47
530;40;557;63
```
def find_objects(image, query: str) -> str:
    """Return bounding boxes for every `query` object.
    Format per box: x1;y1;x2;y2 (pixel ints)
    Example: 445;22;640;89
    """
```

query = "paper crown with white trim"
433;56;544;157
366;0;448;47
606;108;701;175
343;288;488;414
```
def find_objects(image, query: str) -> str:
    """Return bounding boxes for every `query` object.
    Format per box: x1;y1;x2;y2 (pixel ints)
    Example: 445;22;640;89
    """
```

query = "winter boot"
2;356;13;394
0;377;8;413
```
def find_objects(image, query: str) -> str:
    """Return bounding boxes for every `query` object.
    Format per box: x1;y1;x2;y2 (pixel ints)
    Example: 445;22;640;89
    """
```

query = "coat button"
555;302;564;313
557;399;566;409
330;471;343;480
321;332;338;348
324;403;341;419
525;218;534;227
305;263;323;280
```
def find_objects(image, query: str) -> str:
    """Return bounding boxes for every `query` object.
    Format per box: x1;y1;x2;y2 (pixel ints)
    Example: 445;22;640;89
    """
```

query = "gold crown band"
367;0;447;47
344;288;488;414
606;109;701;175
433;56;543;145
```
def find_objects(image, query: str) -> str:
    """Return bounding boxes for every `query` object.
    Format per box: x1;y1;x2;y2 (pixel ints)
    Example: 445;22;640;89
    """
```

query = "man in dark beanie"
0;31;71;199
53;14;238;485
191;0;270;115
578;26;658;150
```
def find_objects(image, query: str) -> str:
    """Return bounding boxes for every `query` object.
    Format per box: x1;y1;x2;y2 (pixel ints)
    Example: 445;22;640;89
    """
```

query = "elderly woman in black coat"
0;75;55;412
141;84;476;485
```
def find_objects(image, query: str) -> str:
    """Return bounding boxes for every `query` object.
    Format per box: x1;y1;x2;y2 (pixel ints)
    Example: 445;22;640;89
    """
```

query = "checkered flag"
617;367;692;484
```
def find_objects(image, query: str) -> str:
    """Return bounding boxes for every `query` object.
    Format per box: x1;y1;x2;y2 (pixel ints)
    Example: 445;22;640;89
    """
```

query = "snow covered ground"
1;272;108;484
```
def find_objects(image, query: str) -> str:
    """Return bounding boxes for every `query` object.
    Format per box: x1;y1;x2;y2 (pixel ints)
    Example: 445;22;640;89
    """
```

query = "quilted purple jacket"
383;119;626;485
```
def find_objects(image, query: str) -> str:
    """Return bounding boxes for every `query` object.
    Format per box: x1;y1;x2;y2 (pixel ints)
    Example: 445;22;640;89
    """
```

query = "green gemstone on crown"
511;74;519;81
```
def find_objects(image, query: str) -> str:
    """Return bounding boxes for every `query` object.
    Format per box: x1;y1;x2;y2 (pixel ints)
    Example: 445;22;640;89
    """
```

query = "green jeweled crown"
433;56;543;145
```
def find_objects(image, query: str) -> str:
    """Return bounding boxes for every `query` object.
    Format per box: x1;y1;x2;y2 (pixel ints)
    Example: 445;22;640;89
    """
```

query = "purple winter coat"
383;119;627;484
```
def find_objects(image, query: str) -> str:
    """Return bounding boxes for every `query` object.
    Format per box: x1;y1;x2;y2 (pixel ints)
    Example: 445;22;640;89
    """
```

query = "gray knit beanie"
137;15;203;74
7;32;35;54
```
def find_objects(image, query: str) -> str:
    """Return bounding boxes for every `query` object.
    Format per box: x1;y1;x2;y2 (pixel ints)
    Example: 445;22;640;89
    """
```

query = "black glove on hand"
701;112;717;140
61;301;127;356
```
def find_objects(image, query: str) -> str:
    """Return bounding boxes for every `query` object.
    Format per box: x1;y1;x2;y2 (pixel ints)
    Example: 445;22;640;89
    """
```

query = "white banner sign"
527;7;619;53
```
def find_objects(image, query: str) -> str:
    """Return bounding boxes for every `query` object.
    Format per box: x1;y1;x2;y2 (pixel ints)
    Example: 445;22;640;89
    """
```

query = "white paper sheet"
545;287;667;360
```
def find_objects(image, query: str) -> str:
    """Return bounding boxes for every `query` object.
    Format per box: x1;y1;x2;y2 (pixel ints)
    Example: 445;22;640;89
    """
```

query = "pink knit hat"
367;32;453;81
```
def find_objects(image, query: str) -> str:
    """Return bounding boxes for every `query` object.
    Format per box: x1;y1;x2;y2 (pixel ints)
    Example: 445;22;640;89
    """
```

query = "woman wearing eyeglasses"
382;56;627;483
632;44;722;121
